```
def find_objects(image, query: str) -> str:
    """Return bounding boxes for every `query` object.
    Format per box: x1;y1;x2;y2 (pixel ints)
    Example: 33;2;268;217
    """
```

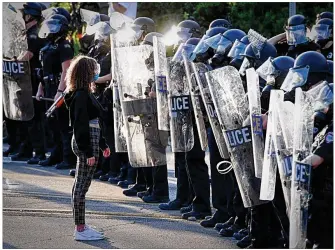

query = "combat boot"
200;210;230;228
214;216;235;232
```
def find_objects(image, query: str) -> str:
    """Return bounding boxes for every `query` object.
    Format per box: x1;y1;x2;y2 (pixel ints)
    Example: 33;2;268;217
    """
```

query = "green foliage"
137;2;333;38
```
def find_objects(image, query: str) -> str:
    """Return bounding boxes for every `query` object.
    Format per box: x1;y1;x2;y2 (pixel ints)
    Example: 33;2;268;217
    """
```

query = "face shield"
310;24;331;41
280;65;310;92
239;57;252;76
204;33;223;50
192;35;210;57
176;27;192;43
131;24;145;40
216;37;233;55
285;24;308;45
109;11;133;32
172;43;196;62
80;8;100;26
228;39;247;59
307;81;333;111
256;57;280;86
38;19;62;38
86;21;112;38
42;8;57;20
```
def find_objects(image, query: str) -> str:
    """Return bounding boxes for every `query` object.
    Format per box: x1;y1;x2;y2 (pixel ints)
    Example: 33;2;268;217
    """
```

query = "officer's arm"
17;51;34;61
59;60;72;91
301;154;324;168
95;73;112;84
112;3;127;13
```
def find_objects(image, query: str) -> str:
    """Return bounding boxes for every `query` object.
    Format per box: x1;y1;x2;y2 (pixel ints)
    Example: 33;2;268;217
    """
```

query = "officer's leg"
175;152;194;205
3;117;19;156
152;165;169;197
55;105;76;169
182;131;211;218
201;128;234;227
11;120;33;160
27;100;46;164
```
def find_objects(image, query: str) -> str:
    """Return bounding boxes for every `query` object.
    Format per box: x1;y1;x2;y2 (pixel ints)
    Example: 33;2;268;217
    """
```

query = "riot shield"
259;90;281;201
183;53;208;151
289;88;314;249
167;49;194;152
153;36;170;131
192;62;229;159
3;4;34;121
206;66;267;208
114;45;167;167
110;34;127;152
272;94;295;216
246;68;265;178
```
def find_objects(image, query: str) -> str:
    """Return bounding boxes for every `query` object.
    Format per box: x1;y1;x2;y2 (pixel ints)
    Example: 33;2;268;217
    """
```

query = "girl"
64;55;110;241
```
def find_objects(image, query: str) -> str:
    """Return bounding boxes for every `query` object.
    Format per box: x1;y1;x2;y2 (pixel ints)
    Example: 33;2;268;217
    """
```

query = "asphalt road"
2;152;238;249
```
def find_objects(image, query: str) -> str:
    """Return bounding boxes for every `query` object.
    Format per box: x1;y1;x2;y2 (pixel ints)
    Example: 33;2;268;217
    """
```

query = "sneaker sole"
75;236;105;241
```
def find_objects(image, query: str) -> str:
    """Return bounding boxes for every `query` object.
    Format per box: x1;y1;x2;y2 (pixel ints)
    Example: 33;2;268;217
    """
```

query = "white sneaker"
85;225;104;237
74;227;104;241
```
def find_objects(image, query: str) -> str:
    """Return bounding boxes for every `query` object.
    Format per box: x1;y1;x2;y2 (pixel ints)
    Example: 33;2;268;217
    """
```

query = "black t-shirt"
27;25;45;70
320;42;333;61
41;38;74;76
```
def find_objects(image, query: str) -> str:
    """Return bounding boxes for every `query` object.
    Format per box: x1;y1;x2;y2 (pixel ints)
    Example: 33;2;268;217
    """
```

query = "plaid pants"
71;126;100;225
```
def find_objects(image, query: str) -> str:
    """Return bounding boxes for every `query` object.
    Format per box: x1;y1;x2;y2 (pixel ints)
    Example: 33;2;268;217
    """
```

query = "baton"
45;93;66;118
32;96;54;102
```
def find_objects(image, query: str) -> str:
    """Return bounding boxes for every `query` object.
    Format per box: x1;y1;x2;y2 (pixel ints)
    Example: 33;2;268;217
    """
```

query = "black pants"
208;128;235;217
232;175;248;227
175;152;194;204
152;165;169;197
177;127;211;213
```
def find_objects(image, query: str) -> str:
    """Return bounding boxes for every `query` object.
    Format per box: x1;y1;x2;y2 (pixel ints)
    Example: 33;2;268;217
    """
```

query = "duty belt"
43;74;61;85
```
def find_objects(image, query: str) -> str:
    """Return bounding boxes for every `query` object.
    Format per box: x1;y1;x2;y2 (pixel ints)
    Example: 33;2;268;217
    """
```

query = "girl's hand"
103;148;111;158
87;157;96;167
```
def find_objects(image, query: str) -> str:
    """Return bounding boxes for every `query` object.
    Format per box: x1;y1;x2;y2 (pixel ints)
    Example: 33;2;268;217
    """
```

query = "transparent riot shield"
3;4;34;121
153;36;170;131
206;66;267;208
183;53;208;151
110;34;127;152
192;62;229;159
259;90;282;201
167;51;194;152
114;45;167;167
246;68;265;178
289;88;314;249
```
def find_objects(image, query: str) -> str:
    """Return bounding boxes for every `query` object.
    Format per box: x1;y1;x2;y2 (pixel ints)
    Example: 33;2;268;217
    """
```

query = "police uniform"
40;38;76;165
286;41;320;58
320;41;333;61
307;122;333;248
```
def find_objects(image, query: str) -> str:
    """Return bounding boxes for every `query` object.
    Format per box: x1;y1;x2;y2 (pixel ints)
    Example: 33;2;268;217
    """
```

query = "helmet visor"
216;36;233;54
80;8;100;26
38;19;62;38
239;57;252;76
285;24;308;45
310;24;330;41
172;43;196;62
280;66;310;92
176;27;192;42
192;35;210;55
227;40;247;59
307;81;333;111
204;33;223;49
256;57;280;82
86;21;112;36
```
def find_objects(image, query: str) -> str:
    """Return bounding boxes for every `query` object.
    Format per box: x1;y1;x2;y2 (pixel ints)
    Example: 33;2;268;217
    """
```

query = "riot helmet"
21;2;42;23
191;27;227;62
316;12;333;22
177;20;201;41
42;7;71;23
209;19;232;29
38;14;69;40
173;38;200;63
141;32;163;46
239;42;277;76
132;17;155;41
285;14;308;46
311;18;333;45
39;3;47;11
281;51;328;92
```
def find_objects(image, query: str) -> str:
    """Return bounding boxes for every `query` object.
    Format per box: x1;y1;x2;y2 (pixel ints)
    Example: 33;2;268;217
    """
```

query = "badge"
325;132;333;143
64;44;71;49
327;52;333;59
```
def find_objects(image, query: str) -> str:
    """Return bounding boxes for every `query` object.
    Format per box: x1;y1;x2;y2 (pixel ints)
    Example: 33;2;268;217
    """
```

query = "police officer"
10;3;47;163
228;35;250;70
316;11;333;23
36;13;76;169
285;14;320;58
312;18;333;60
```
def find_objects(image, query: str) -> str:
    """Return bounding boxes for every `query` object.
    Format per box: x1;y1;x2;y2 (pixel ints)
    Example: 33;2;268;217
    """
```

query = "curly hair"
66;55;99;92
